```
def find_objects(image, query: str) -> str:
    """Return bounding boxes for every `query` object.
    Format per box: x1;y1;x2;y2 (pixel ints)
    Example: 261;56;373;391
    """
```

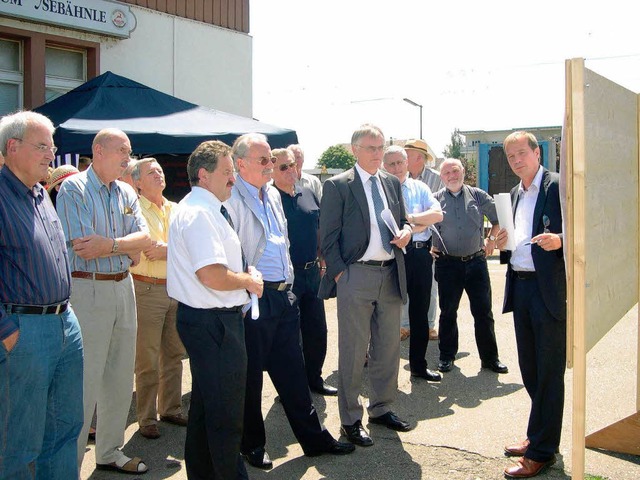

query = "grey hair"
130;158;158;181
0;111;55;157
383;145;407;162
351;124;384;146
231;133;268;167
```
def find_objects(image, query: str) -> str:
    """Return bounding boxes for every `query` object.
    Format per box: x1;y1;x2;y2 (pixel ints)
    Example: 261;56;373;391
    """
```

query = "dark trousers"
405;242;433;372
435;254;499;363
293;265;328;389
242;288;333;456
177;303;248;480
512;275;566;462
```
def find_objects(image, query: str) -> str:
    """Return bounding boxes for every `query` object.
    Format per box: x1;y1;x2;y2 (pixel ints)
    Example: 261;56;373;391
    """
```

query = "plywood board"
582;67;639;352
585;412;640;456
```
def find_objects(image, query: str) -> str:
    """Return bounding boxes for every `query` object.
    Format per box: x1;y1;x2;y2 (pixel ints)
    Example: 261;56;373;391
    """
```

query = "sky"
250;0;640;166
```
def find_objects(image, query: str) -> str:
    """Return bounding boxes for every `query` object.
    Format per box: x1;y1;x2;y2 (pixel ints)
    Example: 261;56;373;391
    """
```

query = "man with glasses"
225;133;354;471
496;131;566;478
57;128;152;475
383;146;443;382
319;124;413;447
271;148;335;396
0;110;83;479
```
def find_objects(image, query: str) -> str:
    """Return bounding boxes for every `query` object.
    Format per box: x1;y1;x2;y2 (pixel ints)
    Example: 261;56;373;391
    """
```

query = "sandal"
96;456;148;475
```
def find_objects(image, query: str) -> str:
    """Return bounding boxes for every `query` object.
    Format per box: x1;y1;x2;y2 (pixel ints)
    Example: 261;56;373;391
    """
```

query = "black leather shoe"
242;447;273;470
481;359;509;374
340;420;374;447
411;369;442;382
438;359;454;372
369;411;413;432
306;439;356;456
310;382;338;396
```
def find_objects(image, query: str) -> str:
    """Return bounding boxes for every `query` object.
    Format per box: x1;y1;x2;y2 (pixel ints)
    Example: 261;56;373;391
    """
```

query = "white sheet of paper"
494;193;516;251
381;208;406;254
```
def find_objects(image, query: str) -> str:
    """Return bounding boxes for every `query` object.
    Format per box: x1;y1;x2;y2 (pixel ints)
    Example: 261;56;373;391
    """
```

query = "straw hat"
404;139;434;162
47;164;79;193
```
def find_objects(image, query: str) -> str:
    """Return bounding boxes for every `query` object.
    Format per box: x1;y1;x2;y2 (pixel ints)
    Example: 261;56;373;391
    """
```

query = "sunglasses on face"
278;162;297;172
247;155;277;166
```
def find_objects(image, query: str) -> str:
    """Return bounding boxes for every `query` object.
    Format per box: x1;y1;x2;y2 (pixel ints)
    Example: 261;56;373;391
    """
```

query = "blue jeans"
0;308;84;479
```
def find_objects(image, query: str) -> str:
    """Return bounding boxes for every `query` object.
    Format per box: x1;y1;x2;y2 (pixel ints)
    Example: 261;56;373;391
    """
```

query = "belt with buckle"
412;239;432;249
294;259;318;270
514;270;536;280
211;305;244;313
440;250;485;262
264;281;292;291
72;271;129;282
132;274;167;285
356;259;395;267
3;301;69;315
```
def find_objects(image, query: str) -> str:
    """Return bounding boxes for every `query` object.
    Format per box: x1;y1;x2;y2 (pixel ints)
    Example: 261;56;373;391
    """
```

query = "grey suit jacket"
500;168;567;322
318;167;408;302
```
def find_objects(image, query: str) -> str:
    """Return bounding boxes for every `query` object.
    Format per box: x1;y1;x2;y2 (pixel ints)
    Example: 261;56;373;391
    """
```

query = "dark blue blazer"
500;168;567;322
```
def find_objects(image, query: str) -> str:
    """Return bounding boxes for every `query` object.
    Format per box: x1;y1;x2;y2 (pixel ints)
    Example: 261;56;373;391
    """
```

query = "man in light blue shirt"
383;146;443;381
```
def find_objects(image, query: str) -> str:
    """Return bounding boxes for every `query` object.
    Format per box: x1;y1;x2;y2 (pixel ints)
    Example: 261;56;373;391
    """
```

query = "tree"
443;128;476;185
317;145;356;170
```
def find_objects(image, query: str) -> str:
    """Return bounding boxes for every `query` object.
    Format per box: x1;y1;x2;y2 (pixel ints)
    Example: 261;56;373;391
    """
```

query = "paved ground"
81;259;640;479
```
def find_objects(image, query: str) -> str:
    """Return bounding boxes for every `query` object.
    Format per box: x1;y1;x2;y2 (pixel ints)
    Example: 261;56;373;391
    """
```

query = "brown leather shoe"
504;438;530;456
139;424;160;439
160;413;188;426
504;456;556;478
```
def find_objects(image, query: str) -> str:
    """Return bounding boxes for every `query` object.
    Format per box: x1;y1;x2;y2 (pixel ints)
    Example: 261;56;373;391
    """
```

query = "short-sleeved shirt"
433;184;498;256
56;166;147;273
401;175;440;242
0;166;71;339
167;186;249;309
297;172;323;201
276;184;320;266
130;195;175;279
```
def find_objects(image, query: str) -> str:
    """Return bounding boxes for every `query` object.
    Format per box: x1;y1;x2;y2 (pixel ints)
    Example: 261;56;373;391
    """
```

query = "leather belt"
514;270;536;280
211;305;244;313
72;271;129;282
3;301;69;315
412;239;432;249
294;259;318;270
132;274;167;285
263;281;292;292
356;259;395;267
440;250;485;262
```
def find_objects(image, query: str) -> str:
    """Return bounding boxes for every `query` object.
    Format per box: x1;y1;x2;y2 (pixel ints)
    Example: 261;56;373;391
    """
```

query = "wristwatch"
111;238;120;254
487;235;496;242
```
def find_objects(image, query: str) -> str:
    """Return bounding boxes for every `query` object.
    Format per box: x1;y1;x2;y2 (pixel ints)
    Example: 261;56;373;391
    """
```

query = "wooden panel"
585;412;640;456
185;0;195;18
166;0;176;15
156;0;166;12
176;1;186;17
203;0;213;23
582;68;639;351
221;0;229;28
194;0;204;22
212;0;221;25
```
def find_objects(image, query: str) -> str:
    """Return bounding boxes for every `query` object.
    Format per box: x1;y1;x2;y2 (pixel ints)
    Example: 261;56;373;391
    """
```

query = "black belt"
211;306;244;313
440;250;485;262
411;239;432;249
294;259;318;270
356;259;395;267
514;270;536;280
264;281;292;291
3;301;69;315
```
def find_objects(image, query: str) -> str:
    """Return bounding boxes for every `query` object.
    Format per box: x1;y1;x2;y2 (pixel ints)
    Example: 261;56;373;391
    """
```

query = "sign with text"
0;0;137;38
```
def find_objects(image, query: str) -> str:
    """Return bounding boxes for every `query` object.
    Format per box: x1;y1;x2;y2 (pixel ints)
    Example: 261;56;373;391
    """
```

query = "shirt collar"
0;164;45;200
87;165;119;194
237;174;269;200
518;165;544;196
355;162;379;184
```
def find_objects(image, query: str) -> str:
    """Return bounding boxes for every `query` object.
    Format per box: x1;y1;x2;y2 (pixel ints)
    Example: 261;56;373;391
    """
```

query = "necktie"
220;205;234;229
221;205;247;271
370;176;392;253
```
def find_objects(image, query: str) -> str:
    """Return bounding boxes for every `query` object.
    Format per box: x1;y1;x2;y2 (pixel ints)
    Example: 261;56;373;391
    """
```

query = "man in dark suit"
496;131;566;479
319;124;413;447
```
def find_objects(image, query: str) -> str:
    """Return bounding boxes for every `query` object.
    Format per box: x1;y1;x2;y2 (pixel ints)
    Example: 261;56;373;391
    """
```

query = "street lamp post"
403;97;423;139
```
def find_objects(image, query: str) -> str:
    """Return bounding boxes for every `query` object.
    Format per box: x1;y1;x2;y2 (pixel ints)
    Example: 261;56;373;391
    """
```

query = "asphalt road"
81;259;640;479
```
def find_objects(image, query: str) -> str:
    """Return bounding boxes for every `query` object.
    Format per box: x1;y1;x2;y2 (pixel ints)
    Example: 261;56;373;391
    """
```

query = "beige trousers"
74;275;137;466
133;280;184;427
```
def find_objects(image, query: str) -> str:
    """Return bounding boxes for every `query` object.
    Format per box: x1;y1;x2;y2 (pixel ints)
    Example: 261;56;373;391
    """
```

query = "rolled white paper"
494;193;516;251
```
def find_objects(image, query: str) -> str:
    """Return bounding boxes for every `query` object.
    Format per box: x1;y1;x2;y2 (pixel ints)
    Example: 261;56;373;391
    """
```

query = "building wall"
0;2;252;116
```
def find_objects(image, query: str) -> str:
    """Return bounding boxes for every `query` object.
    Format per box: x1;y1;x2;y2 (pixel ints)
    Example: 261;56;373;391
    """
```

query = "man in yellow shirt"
131;158;186;439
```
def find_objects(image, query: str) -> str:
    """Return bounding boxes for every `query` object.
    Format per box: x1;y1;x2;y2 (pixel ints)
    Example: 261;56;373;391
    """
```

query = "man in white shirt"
168;140;263;480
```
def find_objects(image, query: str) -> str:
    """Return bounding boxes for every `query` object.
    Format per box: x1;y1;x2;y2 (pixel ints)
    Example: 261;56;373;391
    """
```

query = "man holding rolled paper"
319;124;413;447
496;131;566;479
